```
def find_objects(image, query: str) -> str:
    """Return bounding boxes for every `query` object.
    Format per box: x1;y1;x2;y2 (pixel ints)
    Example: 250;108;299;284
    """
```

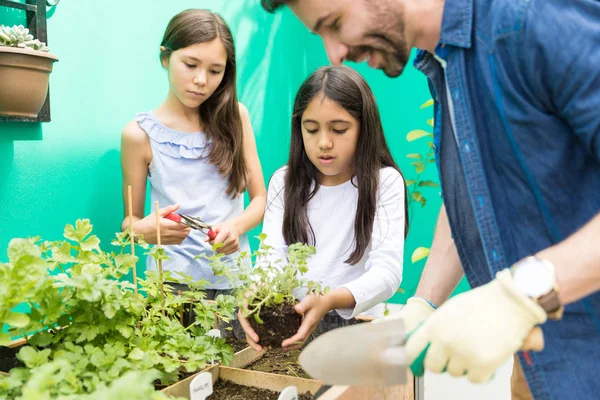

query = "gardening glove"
374;297;436;332
406;269;547;383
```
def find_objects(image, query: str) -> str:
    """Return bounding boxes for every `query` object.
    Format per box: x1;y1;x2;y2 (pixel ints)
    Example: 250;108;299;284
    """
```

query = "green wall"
0;0;468;303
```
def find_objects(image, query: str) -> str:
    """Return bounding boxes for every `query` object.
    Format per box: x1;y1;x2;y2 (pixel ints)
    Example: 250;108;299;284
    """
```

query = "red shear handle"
207;228;217;241
165;213;182;223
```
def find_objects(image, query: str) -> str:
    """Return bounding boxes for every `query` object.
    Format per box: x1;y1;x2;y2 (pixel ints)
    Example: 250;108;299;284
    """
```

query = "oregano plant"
206;234;327;347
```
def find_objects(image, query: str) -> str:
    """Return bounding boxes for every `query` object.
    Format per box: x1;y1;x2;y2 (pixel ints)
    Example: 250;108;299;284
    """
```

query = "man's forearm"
415;205;464;306
536;212;600;305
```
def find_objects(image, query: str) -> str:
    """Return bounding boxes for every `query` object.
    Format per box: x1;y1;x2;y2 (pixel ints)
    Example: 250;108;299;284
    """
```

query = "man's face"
289;0;410;77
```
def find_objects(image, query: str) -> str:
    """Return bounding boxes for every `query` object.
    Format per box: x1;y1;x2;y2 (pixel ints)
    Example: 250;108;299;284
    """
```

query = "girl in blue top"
120;9;266;296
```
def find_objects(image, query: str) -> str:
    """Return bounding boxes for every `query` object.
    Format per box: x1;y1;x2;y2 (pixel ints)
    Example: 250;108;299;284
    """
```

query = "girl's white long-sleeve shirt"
261;166;406;319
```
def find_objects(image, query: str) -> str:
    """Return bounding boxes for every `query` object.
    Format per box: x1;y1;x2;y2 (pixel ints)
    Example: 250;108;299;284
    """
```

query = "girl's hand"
133;204;190;245
238;306;263;352
238;286;262;352
208;221;242;255
281;293;332;350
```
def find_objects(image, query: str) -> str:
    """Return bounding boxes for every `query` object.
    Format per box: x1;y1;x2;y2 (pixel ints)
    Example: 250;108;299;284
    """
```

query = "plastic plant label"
190;372;213;400
278;386;298;400
207;329;221;339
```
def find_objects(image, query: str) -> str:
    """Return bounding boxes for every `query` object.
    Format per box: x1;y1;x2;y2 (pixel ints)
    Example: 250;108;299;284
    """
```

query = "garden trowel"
298;317;408;386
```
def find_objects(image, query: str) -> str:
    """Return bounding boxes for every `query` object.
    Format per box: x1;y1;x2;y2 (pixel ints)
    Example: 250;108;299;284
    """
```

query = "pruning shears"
166;213;217;241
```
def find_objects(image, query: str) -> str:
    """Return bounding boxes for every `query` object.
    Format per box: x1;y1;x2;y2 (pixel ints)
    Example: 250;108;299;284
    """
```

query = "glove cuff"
407;296;437;314
496;269;548;325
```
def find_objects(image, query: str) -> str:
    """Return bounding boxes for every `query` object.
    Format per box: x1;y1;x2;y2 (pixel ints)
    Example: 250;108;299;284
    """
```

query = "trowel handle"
520;327;544;352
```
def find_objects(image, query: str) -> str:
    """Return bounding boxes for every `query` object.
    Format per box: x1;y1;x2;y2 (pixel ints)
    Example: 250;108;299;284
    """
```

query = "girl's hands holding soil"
281;293;332;350
239;305;263;352
238;285;263;352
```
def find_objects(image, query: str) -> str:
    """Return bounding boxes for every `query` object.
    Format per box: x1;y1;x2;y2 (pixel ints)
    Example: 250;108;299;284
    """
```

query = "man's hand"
406;269;547;383
374;297;436;332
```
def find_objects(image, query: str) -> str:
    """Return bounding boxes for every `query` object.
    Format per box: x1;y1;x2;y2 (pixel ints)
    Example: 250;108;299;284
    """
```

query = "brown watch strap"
538;290;563;319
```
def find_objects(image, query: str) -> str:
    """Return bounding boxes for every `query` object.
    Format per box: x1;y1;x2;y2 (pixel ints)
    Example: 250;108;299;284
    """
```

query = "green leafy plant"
0;25;49;51
405;99;439;209
383;100;439;315
0;220;235;399
208;234;326;324
206;234;327;347
405;99;439;266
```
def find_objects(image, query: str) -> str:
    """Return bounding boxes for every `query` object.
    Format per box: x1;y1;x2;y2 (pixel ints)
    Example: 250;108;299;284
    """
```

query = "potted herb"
0;25;58;118
209;235;327;348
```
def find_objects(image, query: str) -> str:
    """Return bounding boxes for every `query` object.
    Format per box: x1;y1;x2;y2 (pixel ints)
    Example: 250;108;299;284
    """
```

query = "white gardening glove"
374;297;436;332
406;269;547;383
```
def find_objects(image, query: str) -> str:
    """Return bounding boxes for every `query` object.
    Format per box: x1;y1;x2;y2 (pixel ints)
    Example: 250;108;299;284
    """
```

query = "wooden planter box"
161;365;323;398
162;363;416;400
0;337;27;376
158;345;262;394
319;375;416;400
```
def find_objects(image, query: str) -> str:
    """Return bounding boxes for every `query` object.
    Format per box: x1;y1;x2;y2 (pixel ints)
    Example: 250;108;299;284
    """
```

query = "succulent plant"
0;24;49;52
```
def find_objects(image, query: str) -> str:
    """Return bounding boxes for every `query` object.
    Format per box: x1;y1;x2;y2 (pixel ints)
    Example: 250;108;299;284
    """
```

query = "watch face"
513;258;554;298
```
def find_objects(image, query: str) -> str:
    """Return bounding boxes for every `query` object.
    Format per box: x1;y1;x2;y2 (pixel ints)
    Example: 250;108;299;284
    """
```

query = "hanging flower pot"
0;25;58;118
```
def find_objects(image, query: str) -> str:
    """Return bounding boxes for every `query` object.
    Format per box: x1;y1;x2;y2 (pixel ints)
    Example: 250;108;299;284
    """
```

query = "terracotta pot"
0;46;58;118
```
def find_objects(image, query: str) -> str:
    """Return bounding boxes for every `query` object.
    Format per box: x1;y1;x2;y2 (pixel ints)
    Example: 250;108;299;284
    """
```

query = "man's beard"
357;1;410;78
346;36;410;78
370;34;410;78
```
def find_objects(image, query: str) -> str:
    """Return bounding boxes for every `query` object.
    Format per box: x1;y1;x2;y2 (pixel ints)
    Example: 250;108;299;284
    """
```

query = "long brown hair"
160;9;246;197
282;66;409;265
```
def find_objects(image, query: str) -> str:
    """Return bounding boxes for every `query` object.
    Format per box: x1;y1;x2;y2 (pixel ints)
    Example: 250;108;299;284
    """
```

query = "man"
260;0;600;399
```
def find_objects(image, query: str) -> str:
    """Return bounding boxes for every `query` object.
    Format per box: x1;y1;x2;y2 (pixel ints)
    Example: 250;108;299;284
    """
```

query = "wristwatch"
511;256;564;320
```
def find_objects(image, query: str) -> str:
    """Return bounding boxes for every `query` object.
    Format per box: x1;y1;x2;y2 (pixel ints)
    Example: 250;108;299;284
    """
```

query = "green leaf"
405;179;416;187
411;192;423;202
81;235;100;251
7;238;42;263
406;153;422;159
406;130;430;142
91;351;108;367
118;326;134;339
17;346;38;367
411;161;425;174
252;312;263;325
52;241;74;262
420;99;434;109
272;293;284;304
427;118;434;127
418;180;439;188
147;247;170;262
0;332;10;346
128;348;145;361
64;219;93;243
5;312;30;328
411;247;431;263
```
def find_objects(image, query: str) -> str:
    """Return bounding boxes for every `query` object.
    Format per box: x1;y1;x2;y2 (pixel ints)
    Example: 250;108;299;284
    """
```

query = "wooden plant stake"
155;201;165;315
179;290;184;325
127;185;139;298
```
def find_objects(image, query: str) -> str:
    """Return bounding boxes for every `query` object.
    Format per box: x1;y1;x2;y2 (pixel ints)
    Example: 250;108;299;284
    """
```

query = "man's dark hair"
261;0;291;13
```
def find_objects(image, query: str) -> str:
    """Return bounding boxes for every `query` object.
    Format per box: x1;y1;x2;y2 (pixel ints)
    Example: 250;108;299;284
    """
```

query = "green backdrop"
0;0;469;304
